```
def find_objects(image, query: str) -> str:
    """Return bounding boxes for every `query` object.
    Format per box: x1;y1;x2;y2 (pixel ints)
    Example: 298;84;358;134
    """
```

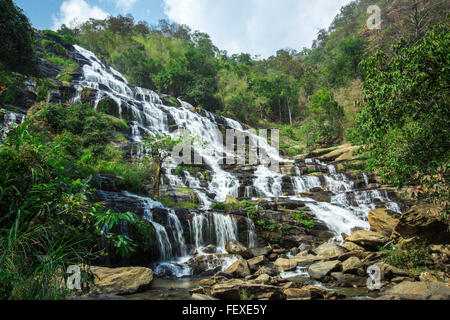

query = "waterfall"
72;44;403;256
246;218;257;248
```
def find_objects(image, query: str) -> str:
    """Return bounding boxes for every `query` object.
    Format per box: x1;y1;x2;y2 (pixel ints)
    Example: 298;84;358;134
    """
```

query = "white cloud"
163;0;352;58
115;0;138;12
52;0;109;30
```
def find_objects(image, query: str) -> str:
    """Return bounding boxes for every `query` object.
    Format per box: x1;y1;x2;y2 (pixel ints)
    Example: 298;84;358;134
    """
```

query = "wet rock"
331;272;367;287
346;230;388;249
224;259;251;278
202;244;217;254
225;240;252;258
382;281;450;300
253;266;278;277
209;280;283;300
191;293;219;300
247;255;268;273
274;258;298;272
368;208;400;237
189;254;238;276
283;285;332;300
307;260;342;280
87;266;153;295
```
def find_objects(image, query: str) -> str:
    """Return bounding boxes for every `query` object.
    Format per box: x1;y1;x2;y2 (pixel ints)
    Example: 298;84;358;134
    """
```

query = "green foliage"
211;202;225;210
292;211;315;229
380;241;434;273
0;0;39;75
300;88;344;147
354;23;450;187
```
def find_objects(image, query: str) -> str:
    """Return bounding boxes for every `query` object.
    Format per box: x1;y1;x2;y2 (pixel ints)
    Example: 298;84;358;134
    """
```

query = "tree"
0;0;38;75
302;88;344;147
142;134;185;200
354;22;449;187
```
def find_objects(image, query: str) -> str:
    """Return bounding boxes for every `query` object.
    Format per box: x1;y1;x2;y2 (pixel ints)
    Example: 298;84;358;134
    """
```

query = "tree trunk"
287;99;292;126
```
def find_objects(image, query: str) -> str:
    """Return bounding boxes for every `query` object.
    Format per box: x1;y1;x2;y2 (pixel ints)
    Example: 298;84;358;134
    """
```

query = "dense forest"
0;0;448;300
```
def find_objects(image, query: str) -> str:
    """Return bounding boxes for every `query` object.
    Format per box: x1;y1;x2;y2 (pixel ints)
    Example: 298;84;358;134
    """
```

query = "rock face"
392;204;450;244
225;240;251;258
346;230;388;249
307;260;342;280
88;266;153;295
283;286;330;300
383;281;450;300
368;208;400;236
224;259;251;278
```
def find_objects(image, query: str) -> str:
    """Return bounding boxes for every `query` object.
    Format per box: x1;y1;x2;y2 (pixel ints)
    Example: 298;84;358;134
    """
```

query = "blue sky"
15;0;353;58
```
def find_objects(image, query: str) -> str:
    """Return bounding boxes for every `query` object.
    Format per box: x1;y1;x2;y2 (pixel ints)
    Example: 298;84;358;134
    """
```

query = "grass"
292;211;315;229
379;241;435;274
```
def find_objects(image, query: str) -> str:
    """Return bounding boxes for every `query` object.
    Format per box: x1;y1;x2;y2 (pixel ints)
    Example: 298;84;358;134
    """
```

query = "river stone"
253;266;278;277
88;266;153;295
283;285;330;300
346;230;388;249
210;280;283;300
247;255;267;273
274;258;298;272
331;272;367;287
249;247;271;257
382;281;450;300
342;256;363;274
307;260;342;280
225;239;252;258
341;241;365;252
191;293;219;300
224;259;251;278
368;208;400;236
313;242;346;258
293;251;326;266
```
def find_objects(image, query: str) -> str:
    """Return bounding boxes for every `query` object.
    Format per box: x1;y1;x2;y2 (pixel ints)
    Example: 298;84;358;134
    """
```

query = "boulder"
342;256;364;274
189;254;239;276
368;208;400;236
293;253;324;266
274;258;298;272
331;272;367;287
225;240;252;258
392;204;450;244
191;293;219;300
88;266;153;295
341;241;365;252
249;247;271;257
253;266;278;277
224;259;251;278
210;280;283;300
283;285;331;300
313;242;346;258
307;260;342;280
382;281;450;300
247;255;267;273
346;230;388;249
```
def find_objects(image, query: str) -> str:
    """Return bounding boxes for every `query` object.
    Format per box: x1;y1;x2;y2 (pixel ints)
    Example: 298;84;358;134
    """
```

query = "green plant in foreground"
380;241;434;273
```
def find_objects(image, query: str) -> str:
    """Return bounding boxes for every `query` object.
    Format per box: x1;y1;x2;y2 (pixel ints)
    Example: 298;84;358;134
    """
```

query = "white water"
72;45;403;272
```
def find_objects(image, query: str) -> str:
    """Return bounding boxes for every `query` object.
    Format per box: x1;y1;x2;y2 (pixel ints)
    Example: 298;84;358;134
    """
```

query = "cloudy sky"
16;0;352;57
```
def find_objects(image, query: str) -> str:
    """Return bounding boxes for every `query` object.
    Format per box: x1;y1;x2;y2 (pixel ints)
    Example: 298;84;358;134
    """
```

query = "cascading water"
71;45;403;274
